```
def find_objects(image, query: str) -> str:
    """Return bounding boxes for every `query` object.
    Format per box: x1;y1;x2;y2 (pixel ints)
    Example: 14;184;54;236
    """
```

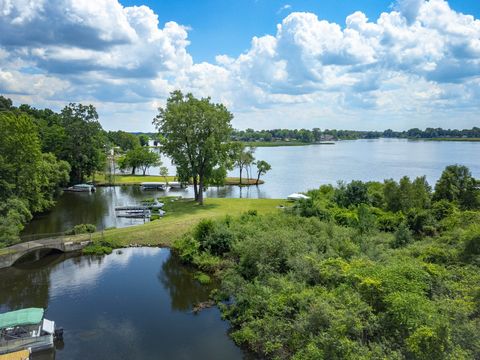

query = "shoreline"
88;197;284;249
92;175;264;186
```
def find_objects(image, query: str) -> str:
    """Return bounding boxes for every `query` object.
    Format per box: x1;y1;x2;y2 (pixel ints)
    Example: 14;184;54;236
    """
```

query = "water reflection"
158;255;214;312
0;248;244;360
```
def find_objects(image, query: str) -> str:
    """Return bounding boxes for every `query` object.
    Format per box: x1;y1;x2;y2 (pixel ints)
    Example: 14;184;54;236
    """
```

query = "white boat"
167;181;187;189
0;308;62;355
65;183;95;192
287;193;310;201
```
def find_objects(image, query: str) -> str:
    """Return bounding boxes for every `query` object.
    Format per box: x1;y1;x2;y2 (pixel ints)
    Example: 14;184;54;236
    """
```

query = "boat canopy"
0;308;44;329
287;193;310;201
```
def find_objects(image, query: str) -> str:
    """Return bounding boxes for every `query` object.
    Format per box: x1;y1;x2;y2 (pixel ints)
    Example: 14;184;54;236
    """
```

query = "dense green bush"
173;167;480;359
65;223;96;235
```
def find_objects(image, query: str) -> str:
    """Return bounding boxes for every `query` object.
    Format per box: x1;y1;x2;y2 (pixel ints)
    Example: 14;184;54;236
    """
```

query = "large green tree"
120;147;161;175
231;143;256;185
434;165;480;209
153;91;233;204
107;130;140;152
0;111;43;211
60;103;106;183
255;160;271;185
0;111;70;246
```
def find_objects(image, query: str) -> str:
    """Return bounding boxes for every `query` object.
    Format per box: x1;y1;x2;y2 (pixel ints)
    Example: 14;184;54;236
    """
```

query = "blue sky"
121;0;480;63
0;0;479;131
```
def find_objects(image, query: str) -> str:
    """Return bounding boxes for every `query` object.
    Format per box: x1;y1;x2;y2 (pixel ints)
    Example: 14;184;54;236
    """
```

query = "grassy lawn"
93;197;285;247
93;174;263;186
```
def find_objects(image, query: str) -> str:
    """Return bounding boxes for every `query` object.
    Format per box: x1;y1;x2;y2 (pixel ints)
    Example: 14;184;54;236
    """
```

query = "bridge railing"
19;232;93;244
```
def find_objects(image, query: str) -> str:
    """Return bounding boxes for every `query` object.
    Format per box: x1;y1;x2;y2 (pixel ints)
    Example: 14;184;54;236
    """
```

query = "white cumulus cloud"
0;0;478;130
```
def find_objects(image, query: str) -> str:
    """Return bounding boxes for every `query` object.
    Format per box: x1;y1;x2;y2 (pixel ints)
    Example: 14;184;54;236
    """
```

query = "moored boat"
65;183;96;192
167;181;187;189
287;193;310;201
0;308;62;356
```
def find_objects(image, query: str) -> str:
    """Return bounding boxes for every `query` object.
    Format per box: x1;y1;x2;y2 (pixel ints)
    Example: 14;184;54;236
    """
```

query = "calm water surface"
23;139;480;236
0;248;244;360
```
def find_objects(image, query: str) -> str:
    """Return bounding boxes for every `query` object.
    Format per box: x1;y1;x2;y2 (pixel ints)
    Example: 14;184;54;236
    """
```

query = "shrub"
172;235;200;263
65;223;96;235
82;243;113;255
194;272;211;284
462;225;480;263
202;224;234;256
392;222;413;248
356;205;377;234
432;199;457;221
193;219;215;244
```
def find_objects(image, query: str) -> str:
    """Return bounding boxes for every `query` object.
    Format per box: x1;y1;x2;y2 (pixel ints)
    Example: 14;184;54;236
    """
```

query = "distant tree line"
232;127;480;142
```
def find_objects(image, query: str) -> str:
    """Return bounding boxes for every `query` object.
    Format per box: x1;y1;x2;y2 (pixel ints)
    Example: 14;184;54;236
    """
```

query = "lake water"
0;248;245;360
23;138;480;236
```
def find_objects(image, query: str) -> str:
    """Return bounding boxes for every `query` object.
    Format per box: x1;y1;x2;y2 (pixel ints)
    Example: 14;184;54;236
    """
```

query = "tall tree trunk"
193;176;198;201
256;171;261;185
131;166;136;175
198;174;204;205
239;167;243;185
142;167;146;176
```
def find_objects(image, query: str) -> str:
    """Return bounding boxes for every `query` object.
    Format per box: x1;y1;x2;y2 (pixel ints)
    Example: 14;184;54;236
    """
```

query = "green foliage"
462;225;480;263
406;209;437;236
107;130;140;151
193;219;233;256
120;146;161;175
205;166;228;186
0;110;70;245
432;199;458;220
138;134;150;147
356;204;377;234
392;222;413;248
82;238;115;255
384;176;431;213
172;235;200;263
60;103;105;183
0;198;32;247
230;142;256;185
333;180;370;208
65;223;96;235
434;165;480;209
153;90;233;204
174;175;480;359
194;272;211;284
255;160;272;185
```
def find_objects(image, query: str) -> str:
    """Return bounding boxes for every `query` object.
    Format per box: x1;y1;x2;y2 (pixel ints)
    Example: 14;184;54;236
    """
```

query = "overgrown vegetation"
65;223;96;235
174;165;480;359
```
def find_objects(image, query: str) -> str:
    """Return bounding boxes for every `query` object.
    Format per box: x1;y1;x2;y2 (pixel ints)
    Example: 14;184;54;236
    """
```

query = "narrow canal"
0;248;245;360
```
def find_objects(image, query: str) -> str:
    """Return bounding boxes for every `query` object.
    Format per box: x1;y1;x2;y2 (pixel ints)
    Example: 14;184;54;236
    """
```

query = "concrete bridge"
0;235;92;269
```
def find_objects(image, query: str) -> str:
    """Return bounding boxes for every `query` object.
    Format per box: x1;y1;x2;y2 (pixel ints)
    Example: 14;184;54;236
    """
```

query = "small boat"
287;193;310;201
65;184;95;192
167;181;187;189
0;308;63;356
140;182;166;191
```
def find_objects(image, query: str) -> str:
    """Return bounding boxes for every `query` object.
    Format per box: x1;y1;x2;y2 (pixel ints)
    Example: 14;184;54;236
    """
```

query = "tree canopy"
153;90;233;204
0;110;70;246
